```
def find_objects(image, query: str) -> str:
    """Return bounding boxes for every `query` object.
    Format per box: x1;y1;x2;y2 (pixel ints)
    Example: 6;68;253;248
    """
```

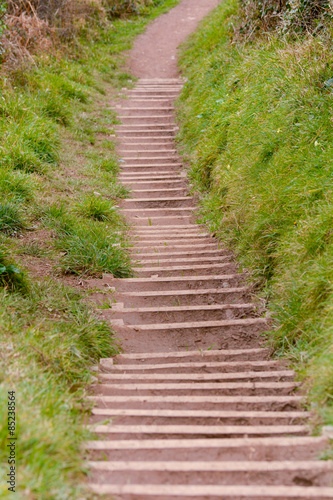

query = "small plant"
97;156;120;174
0;200;26;234
0;246;26;291
19;241;46;257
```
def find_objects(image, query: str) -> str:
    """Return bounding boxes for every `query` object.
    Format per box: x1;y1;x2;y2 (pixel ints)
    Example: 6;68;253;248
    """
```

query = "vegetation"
177;0;333;425
0;0;178;497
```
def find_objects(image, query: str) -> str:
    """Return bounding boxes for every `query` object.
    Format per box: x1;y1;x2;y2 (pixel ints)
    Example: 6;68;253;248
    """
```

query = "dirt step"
116;130;176;137
118;107;173;116
85;436;327;462
118;102;174;109
132;263;235;277
122;156;180;165
133;242;222;252
90;424;307;439
131;188;189;197
122;197;194;208
129;216;194;226
125;180;186;189
102;359;278;373
136;250;231;260
88;394;302;412
120;164;182;173
133;232;208;239
135;256;230;266
88;483;333;498
108;303;255;323
93;381;299;397
121;150;178;157
118;142;175;149
115;287;250;307
89;411;307;427
122;207;195;217
112;274;243;292
118;136;176;142
134;229;205;236
97;369;295;381
112;348;270;364
87;468;332;488
120;173;184;180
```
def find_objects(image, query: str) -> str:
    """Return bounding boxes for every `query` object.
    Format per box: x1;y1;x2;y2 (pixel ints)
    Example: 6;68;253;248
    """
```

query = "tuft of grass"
177;0;333;423
0;200;26;234
75;194;119;222
56;222;132;277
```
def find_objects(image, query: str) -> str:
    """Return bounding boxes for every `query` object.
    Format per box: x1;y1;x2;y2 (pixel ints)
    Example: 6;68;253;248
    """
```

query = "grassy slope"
0;1;178;498
177;0;333;425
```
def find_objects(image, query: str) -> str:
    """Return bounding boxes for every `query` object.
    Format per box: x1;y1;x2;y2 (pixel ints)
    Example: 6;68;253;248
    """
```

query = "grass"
0;0;179;497
177;0;333;424
57;221;132;277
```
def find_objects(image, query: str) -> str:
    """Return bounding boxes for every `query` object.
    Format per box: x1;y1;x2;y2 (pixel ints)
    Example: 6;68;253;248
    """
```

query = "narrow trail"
84;1;333;498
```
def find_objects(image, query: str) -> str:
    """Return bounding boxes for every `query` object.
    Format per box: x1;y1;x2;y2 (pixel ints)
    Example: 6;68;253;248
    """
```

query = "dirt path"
84;1;333;498
128;0;219;78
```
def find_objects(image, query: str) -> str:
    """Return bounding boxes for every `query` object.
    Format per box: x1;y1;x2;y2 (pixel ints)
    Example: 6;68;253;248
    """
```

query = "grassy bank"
177;0;333;425
0;0;178;497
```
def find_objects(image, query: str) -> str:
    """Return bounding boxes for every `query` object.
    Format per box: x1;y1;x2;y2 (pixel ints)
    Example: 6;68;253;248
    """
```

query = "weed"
0;246;27;291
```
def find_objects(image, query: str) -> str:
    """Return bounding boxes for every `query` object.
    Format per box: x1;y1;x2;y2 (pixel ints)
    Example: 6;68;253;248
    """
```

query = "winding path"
85;1;333;497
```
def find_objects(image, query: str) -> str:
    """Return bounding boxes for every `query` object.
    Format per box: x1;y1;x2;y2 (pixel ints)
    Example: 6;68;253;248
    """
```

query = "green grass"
0;0;179;497
0;280;118;498
177;0;333;425
57;221;132;277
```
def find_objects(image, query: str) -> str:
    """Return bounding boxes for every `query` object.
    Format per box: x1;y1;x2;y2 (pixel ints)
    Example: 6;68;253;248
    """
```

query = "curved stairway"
85;79;333;499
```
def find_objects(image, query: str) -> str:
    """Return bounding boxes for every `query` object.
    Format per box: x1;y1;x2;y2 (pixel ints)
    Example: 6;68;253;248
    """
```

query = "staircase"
85;79;333;499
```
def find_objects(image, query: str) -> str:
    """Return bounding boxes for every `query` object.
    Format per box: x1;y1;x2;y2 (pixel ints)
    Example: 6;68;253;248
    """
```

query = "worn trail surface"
85;1;333;498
